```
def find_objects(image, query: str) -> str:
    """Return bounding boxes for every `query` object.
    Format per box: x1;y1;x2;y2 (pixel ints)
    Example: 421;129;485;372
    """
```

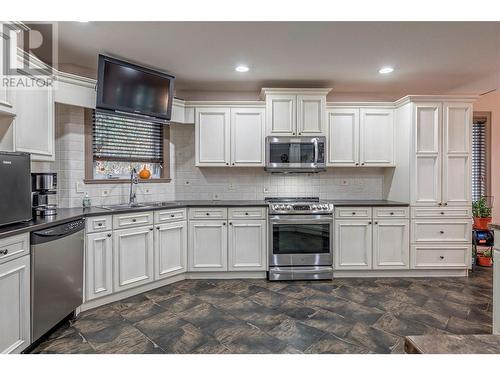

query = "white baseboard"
333;269;468;278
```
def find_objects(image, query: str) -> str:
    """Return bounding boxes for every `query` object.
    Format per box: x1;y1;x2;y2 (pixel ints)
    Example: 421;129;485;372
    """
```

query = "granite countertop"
405;335;500;354
488;223;500;231
328;200;409;207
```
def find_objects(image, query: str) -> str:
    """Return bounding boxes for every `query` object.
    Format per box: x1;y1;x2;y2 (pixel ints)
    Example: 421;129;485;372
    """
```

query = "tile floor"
31;267;493;354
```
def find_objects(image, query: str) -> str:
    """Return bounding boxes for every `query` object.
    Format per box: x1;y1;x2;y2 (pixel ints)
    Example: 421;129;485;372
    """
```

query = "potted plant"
477;247;493;267
472;196;492;230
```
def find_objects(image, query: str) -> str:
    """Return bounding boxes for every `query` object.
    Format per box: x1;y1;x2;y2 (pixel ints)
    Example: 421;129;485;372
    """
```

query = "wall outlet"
101;189;110;197
228;183;235;191
75;181;84;193
212;192;220;200
144;187;151;194
263;186;269;194
340;179;349;186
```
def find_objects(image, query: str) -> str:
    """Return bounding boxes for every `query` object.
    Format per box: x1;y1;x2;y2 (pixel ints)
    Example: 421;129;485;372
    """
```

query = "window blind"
472;121;487;202
92;110;164;163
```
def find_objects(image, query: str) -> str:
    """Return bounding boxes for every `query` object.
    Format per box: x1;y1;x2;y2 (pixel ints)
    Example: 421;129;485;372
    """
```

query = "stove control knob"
286;205;293;211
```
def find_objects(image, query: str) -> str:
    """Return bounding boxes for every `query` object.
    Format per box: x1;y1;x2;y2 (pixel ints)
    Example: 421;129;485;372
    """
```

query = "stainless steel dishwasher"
30;218;85;342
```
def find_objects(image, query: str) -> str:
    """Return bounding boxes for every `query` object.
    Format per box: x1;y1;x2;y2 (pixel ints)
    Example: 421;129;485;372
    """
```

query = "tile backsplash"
33;104;384;208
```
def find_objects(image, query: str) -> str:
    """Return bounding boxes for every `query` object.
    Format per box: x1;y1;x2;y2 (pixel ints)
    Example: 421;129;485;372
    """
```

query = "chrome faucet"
129;167;138;206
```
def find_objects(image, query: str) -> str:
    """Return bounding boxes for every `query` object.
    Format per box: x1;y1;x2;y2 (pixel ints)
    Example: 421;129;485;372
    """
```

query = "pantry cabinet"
412;102;472;207
196;107;265;167
228;219;267;271
113;226;154;292
327;107;394;167
85;231;113;301
188;220;228;271
154;221;187;279
0;255;30;353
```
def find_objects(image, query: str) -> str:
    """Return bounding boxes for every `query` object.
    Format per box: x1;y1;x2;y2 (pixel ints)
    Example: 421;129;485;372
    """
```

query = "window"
84;109;170;182
471;113;491;202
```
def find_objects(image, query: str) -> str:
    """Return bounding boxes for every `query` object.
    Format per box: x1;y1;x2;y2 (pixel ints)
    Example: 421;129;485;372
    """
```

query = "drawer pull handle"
245;212;249;215
440;256;444;260
206;213;210;216
98;223;103;226
132;219;137;222
440;212;445;215
170;214;175;217
390;212;394;215
0;249;8;255
352;212;356;215
107;234;111;238
440;231;444;234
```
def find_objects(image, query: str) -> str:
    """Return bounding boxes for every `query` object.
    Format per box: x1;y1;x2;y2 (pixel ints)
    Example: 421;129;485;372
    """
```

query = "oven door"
269;214;333;267
265;136;326;172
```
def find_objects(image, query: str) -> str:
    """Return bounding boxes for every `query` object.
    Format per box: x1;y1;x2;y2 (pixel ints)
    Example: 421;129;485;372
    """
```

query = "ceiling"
54;21;500;100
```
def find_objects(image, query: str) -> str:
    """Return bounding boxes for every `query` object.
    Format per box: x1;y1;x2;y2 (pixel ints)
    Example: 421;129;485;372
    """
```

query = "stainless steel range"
267;197;334;280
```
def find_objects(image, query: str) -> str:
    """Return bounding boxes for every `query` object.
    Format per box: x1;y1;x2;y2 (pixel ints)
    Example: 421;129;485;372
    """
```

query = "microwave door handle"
313;138;319;165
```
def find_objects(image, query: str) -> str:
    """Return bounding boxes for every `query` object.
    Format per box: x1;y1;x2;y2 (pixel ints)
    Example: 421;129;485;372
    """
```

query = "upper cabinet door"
13;82;55;161
0;23;15;113
196;107;231;166
326;108;359;166
442;102;472;206
230;107;265;166
266;94;296;135
413;103;442;206
297;95;325;135
359;108;394;166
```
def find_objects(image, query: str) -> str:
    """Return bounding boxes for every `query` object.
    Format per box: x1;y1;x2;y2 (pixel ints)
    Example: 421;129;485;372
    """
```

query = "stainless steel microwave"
265;136;326;173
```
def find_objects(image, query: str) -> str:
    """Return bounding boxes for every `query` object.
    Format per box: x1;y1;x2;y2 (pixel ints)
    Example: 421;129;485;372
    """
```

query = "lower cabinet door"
113;226;154;292
188;220;228;271
228;219;267;271
0;255;30;353
373;220;409;269
86;231;113;301
154;221;187;280
334;220;372;270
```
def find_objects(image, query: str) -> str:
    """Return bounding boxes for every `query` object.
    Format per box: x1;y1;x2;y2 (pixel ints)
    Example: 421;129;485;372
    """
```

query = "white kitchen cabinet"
326;107;394;167
360;108;394;166
228;219;266;271
188;220;228;271
442;102;472;206
0;255;30;354
373;219;409;269
195;107;231;166
0;23;16;115
113;226;154;292
230;107;265;166
297;95;325;135
12;78;54;161
85;231;113;301
334;219;372;270
154;221;187;280
412;102;471;207
266;94;296;135
327;108;359;166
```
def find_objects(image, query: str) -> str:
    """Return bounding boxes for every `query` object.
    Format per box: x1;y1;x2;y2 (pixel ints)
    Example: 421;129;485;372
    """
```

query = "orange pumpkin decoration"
138;165;151;180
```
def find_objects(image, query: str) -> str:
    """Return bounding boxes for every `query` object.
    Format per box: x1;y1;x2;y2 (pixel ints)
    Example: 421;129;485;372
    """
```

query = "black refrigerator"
0;151;32;226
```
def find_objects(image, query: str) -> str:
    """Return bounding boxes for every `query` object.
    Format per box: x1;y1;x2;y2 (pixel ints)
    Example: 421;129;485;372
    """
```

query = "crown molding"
394;94;479;107
259;87;332;99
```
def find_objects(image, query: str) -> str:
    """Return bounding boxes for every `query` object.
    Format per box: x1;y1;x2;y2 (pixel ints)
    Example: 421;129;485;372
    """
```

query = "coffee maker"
32;173;57;217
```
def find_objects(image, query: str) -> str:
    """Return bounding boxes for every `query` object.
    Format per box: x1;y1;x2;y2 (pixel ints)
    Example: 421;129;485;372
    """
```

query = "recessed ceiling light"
235;65;249;73
379;66;394;74
78;21;89;23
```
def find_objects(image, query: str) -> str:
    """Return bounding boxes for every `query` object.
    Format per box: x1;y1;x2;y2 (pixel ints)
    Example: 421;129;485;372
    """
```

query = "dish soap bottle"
82;193;91;208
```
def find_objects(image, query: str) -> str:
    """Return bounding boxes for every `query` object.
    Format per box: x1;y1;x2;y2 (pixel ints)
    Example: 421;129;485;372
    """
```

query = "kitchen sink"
100;203;148;211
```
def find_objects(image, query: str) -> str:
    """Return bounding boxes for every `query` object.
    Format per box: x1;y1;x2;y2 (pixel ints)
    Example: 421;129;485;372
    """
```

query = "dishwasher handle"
31;219;85;245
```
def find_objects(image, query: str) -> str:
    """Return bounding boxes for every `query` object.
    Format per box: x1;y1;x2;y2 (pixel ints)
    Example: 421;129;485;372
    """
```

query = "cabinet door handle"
440;212;445;215
355;163;359;166
149;228;153;231
170;214;175;217
226;163;229;166
390;212;394;215
440;231;444;234
223;222;226;226
444;203;448;206
206;212;210;216
438;203;442;206
361;163;365;166
229;222;232;225
97;223;103;226
107;234;111;238
368;221;372;225
156;226;160;230
132;219;137;222
245;212;249;215
374;221;378;224
0;249;8;255
232;163;235;166
352;212;356;215
292;132;296;135
440;256;445;260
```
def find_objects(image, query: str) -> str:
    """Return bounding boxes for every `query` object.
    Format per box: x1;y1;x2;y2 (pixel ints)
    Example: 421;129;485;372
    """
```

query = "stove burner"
266;197;333;215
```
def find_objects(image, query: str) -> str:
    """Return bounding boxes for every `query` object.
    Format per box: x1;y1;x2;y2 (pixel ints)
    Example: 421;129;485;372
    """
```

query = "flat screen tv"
96;54;175;120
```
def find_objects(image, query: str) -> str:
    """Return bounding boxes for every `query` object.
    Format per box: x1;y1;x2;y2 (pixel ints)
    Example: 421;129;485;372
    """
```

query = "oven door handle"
270;215;333;224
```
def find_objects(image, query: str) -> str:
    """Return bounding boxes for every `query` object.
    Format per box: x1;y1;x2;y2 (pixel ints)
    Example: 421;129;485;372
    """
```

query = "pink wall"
473;92;500;222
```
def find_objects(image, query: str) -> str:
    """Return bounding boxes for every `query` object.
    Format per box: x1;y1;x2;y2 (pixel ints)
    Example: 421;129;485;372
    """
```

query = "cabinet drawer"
229;207;266;220
113;211;154;229
0;233;29;265
411;207;471;218
411;245;470;269
189;207;228;220
335;207;372;219
155;208;187;224
86;215;112;233
412;220;471;243
374;207;409;219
